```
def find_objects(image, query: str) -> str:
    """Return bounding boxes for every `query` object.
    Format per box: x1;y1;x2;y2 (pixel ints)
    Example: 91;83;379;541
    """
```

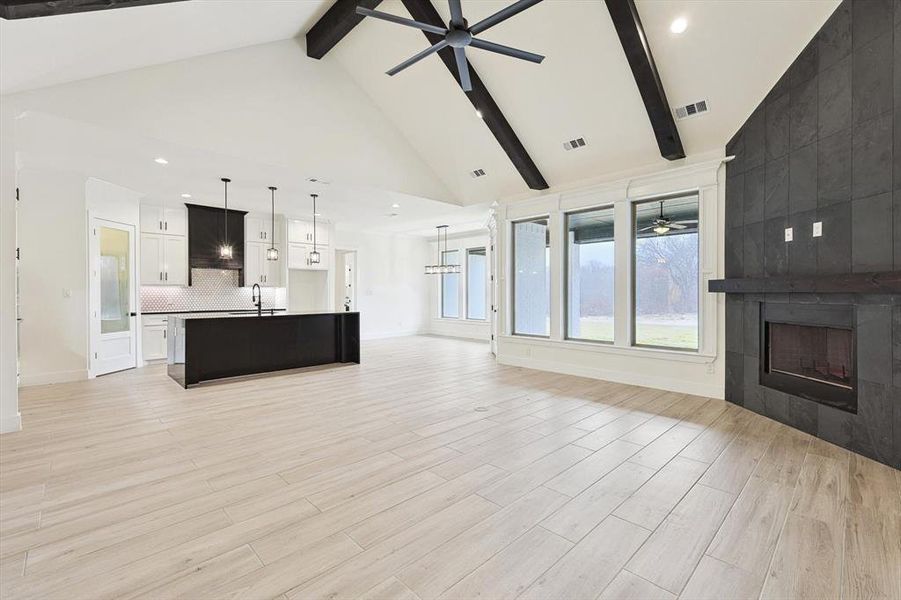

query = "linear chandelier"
425;225;460;275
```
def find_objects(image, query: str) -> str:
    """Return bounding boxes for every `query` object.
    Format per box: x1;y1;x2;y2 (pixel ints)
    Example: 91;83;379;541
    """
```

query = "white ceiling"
0;0;331;94
330;0;838;202
1;0;839;231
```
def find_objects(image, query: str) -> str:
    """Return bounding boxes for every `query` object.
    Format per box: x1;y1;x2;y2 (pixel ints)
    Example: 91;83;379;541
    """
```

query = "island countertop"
168;311;360;388
172;310;358;321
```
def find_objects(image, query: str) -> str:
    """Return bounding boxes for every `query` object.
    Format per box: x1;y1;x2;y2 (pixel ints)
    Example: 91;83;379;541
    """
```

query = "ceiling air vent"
470;168;487;178
563;137;587;151
674;100;709;120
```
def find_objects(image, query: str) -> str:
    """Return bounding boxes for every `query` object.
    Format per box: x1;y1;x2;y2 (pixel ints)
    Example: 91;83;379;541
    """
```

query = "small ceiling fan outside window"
356;0;546;92
638;200;699;236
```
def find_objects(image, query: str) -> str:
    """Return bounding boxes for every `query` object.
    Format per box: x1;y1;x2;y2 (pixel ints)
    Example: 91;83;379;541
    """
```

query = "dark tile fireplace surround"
714;0;900;469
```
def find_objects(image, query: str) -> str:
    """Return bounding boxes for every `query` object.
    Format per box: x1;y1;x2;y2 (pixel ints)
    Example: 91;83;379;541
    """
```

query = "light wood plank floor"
1;336;899;600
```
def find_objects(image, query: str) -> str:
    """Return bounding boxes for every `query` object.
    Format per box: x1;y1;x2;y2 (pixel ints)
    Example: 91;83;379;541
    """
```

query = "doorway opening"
334;249;357;312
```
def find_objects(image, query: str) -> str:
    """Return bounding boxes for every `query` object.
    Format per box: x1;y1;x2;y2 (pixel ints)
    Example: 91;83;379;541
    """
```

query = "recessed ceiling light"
391;203;400;208
181;193;191;199
154;157;168;165
314;212;322;217
670;17;687;34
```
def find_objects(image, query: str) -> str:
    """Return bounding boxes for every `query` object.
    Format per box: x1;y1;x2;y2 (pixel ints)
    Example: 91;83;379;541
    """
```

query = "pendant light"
424;225;460;275
309;194;321;265
219;177;233;259
266;186;279;261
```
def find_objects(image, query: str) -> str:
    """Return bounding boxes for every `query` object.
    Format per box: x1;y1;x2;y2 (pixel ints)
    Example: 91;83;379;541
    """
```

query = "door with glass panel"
89;219;137;376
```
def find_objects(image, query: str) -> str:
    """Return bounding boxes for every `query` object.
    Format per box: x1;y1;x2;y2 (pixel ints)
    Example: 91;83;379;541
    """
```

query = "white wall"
428;231;491;341
17;167;90;385
0;101;20;432
495;158;727;399
333;229;430;340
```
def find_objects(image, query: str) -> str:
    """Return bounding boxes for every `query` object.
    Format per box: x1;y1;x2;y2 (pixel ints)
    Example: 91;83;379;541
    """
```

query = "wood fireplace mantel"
708;271;901;295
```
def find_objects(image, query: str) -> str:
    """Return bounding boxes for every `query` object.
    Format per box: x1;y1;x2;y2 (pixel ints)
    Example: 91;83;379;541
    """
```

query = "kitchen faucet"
251;283;262;316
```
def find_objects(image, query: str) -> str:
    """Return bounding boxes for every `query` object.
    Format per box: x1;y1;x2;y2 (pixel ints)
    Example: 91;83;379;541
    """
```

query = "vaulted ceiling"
1;0;838;214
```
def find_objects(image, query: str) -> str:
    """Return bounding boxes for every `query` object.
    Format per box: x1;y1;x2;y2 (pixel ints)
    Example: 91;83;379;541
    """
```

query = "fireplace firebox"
759;304;857;414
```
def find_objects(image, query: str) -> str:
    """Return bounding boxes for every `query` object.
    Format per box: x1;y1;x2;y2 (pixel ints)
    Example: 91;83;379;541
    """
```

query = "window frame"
511;215;551;338
564;204;616;345
439;248;460;319
465;246;488;321
630;193;701;352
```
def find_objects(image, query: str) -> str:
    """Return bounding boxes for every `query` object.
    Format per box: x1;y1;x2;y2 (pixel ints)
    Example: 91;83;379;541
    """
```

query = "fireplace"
759;304;857;414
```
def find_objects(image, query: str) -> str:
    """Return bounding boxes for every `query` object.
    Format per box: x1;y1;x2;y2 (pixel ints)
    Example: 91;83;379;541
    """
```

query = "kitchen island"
167;311;359;388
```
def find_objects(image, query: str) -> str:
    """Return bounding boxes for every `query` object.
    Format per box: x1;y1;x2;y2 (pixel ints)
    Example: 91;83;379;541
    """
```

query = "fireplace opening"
768;323;853;389
760;304;857;414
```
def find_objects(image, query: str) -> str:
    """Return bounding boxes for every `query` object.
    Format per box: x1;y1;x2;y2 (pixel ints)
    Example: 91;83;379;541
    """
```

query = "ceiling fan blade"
674;220;699;225
668;223;687;230
469;38;544;63
638;225;656;232
448;0;464;27
469;0;544;35
387;40;450;76
454;47;473;91
356;7;448;35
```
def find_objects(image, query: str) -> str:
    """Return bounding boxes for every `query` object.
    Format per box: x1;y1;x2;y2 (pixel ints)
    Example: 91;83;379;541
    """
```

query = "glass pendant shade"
266;247;279;261
219;244;233;259
309;250;321;264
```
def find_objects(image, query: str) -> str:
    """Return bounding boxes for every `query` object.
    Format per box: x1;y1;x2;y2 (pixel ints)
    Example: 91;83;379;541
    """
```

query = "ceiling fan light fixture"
653;225;671;235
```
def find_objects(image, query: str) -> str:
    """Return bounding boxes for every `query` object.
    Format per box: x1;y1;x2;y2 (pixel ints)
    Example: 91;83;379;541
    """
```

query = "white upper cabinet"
287;219;329;246
287;243;328;271
140;234;186;286
141;205;186;236
247;215;283;245
245;242;281;287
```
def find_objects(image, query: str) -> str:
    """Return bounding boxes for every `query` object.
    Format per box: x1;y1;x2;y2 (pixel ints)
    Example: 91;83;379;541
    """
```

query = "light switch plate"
784;227;793;242
813;221;822;237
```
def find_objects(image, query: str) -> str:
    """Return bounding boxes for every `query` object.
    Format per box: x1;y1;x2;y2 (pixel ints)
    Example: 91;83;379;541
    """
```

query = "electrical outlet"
812;221;822;237
784;227;793;242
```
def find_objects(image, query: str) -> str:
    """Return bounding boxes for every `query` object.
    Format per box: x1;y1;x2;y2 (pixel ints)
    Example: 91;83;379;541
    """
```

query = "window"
441;249;460;318
566;206;614;342
467;248;487;320
633;195;699;350
512;217;550;336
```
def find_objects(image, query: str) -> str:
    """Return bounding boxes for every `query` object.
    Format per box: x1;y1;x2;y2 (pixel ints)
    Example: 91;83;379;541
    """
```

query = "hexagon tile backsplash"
140;269;287;313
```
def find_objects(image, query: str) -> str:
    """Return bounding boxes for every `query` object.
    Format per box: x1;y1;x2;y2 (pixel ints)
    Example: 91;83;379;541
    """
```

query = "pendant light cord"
311;194;318;253
269;186;276;247
221;177;231;253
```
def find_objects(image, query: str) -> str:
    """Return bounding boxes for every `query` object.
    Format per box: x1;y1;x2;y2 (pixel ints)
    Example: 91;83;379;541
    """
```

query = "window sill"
433;318;488;325
499;334;716;364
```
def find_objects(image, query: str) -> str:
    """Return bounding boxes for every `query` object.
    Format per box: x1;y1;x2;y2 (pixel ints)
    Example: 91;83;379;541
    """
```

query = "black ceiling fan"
639;201;699;235
355;0;545;92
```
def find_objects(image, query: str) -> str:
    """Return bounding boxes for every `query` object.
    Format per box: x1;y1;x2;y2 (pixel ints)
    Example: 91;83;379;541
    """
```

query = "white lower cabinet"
142;315;168;361
245;241;281;287
140;234;186;286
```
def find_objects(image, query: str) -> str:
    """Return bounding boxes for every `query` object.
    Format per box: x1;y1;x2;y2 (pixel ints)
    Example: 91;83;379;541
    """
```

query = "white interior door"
90;218;137;376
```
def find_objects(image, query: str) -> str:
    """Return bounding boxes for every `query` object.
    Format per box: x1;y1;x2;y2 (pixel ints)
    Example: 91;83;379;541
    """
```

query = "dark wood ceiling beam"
306;0;383;60
604;0;684;160
0;0;186;20
401;0;548;190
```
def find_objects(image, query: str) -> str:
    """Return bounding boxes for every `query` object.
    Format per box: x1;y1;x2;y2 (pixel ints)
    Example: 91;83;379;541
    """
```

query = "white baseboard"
0;412;21;434
497;353;724;398
19;369;89;387
360;330;424;341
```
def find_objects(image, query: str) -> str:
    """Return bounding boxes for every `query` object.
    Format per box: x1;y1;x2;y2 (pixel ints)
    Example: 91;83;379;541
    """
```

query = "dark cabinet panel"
186;203;248;285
